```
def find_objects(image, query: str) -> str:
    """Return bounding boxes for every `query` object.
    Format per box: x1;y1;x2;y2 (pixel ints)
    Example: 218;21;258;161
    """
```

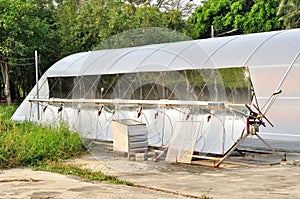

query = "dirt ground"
1;147;300;199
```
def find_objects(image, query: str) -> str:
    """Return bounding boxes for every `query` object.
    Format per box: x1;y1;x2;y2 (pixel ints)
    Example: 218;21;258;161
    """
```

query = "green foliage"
0;105;84;169
242;0;281;33
0;0;59;100
277;0;300;29
188;0;240;38
0;0;52;61
34;161;133;186
54;0;187;56
219;67;251;89
0;104;18;120
187;0;281;39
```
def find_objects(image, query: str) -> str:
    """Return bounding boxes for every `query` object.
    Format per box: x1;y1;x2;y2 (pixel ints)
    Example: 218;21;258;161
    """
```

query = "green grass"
0;105;134;186
33;161;133;186
0;104;18;120
0;104;84;168
0;121;84;168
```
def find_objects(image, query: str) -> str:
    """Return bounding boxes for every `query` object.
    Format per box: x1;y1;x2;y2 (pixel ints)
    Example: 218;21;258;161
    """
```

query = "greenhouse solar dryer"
13;28;300;167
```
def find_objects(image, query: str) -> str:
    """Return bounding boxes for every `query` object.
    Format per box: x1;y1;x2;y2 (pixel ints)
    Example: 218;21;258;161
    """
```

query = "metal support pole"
35;50;40;120
215;129;248;167
255;133;278;155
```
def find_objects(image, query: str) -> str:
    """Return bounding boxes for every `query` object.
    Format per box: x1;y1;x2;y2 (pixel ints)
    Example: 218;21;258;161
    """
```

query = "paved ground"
0;168;189;199
1;139;300;199
1;155;300;199
69;152;300;199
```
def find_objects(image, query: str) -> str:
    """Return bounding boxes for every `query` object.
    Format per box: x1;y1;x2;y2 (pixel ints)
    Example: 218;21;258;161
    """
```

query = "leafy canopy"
54;0;187;56
277;0;300;29
187;0;281;39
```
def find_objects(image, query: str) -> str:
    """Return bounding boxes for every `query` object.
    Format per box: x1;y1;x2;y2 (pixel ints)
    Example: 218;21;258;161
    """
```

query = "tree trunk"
0;62;12;104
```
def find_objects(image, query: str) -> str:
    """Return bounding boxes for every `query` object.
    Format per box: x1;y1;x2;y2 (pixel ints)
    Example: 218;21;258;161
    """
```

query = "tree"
54;0;187;56
0;0;54;103
277;0;300;29
242;0;281;33
187;0;281;39
124;0;197;17
187;0;247;39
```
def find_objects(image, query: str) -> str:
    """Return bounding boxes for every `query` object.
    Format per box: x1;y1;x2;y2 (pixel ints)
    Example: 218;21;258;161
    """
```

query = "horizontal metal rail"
29;98;246;108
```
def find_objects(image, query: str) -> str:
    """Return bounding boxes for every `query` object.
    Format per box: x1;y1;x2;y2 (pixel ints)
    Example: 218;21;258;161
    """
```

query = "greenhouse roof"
45;28;300;77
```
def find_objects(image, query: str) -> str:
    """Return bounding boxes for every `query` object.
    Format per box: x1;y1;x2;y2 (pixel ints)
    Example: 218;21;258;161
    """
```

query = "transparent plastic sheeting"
166;121;202;163
19;67;251;156
36;103;247;156
12;28;300;150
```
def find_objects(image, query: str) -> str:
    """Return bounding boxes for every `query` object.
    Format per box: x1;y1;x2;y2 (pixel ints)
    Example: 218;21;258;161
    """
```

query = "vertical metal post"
35;50;40;120
211;25;214;38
